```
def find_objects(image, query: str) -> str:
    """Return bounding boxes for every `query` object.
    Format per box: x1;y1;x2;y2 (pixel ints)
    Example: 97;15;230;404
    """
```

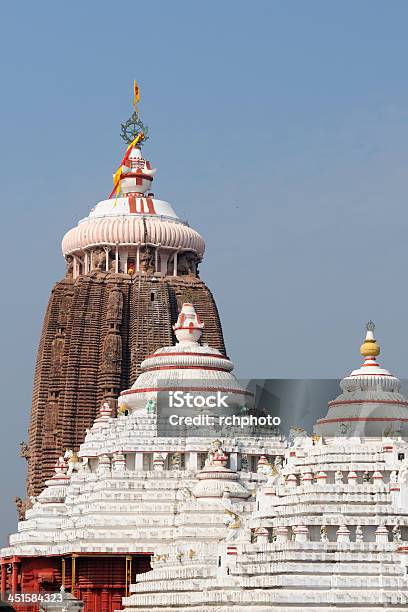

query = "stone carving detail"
102;333;122;371
107;289;123;321
177;252;196;276
140;246;155;274
320;525;329;542
58;291;73;328
393;523;402;542
171;452;182;470
14;496;31;521
240;454;249;471
224;508;242;541
274;455;283;469
356;525;364;542
335;470;343;484
205;439;223;466
65;255;74;278
64;449;81;475
20;441;30;460
50;334;65;377
92;248;106;271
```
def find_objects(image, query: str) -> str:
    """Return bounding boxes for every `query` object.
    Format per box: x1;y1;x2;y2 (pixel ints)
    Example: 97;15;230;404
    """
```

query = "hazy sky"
2;0;408;542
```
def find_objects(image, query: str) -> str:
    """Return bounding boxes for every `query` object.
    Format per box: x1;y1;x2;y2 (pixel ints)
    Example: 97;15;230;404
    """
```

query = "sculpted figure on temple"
14;496;24;520
171;452;182;470
139;246;155;274
335;470;343;484
82;456;91;472
390;470;398;483
320;525;329;543
363;471;371;483
65;255;74;277
64;449;81;475
102;333;122;370
146;398;156;415
356;525;364;542
107;288;123;321
205;439;223;466
20;441;30;460
14;497;31;520
109;255;117;272
240;454;249;471
274;455;283;470
50;335;65;376
92;248;106;271
265;465;281;488
393;523;402;542
177;252;196;276
58;291;73;327
224;508;242;541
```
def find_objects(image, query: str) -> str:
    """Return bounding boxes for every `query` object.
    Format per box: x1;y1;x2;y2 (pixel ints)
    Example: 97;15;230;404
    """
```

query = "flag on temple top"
133;79;140;111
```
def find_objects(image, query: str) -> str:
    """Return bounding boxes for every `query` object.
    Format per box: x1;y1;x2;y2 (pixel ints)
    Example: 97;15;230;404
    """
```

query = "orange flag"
133;80;140;112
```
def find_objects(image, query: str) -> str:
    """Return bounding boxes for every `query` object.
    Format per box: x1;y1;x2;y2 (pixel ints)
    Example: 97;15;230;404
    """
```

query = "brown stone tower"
25;108;225;496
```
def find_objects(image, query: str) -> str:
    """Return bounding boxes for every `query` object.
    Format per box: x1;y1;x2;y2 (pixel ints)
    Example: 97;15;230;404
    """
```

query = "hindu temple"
24;96;225;498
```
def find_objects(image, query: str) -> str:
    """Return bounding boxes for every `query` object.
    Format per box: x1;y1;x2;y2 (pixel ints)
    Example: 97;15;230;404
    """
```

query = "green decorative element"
239;404;249;414
121;111;149;146
146;398;156;415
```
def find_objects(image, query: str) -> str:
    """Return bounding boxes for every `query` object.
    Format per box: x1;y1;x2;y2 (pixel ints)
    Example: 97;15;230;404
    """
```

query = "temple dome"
61;144;205;267
118;303;251;414
36;458;70;505
192;446;250;500
315;322;408;437
61;210;205;257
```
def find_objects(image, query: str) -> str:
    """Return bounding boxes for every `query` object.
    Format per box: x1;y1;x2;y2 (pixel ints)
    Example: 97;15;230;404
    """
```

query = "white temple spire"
173;303;204;344
359;320;380;367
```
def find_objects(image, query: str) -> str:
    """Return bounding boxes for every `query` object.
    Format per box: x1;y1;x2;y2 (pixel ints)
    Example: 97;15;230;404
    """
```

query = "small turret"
173;303;204;344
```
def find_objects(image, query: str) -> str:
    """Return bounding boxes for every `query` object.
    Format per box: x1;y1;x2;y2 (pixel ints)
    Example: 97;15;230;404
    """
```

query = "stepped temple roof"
315;322;408;437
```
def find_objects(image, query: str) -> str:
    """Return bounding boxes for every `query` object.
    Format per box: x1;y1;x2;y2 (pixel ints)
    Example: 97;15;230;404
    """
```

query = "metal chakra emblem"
120;111;149;146
366;320;375;332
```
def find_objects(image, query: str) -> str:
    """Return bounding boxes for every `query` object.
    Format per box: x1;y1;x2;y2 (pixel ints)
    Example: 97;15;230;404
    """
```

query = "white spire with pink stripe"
314;322;408;437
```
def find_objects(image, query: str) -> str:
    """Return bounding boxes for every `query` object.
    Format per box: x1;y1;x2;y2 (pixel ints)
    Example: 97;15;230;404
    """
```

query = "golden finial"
360;321;380;357
68;451;80;463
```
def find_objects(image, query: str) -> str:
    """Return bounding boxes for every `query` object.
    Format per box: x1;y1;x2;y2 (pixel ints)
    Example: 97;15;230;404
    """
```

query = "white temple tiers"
1;304;284;562
121;323;408;612
4;319;408;611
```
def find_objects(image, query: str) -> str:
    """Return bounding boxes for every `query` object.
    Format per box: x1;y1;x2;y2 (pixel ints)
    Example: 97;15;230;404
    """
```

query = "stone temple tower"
25;103;225;496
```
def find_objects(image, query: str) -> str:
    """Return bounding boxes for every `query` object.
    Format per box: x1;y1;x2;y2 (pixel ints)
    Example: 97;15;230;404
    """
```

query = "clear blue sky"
2;0;408;541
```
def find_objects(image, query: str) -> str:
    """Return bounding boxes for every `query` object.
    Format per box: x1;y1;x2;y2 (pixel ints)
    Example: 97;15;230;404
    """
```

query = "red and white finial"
120;147;156;196
99;401;112;418
54;456;68;476
173;303;204;344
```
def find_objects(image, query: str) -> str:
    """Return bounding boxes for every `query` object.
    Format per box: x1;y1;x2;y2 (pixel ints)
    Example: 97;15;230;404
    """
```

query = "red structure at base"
0;553;151;612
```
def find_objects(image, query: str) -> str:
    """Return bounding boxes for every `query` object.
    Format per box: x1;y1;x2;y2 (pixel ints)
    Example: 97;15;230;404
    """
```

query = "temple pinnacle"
360;320;380;357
